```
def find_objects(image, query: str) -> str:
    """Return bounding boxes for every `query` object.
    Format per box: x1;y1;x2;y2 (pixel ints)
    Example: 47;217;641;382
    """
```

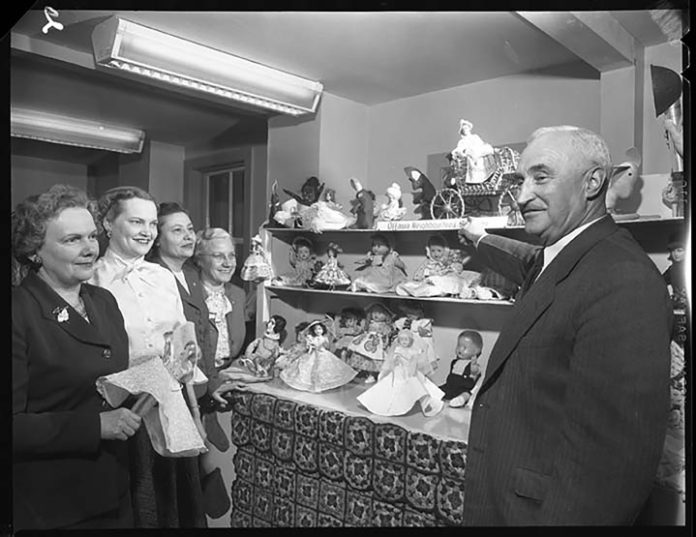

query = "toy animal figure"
606;147;641;218
349;177;376;229
404;166;436;220
376;182;407;221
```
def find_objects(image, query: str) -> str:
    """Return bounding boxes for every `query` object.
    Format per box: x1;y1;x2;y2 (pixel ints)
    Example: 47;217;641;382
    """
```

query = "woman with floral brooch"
12;185;142;530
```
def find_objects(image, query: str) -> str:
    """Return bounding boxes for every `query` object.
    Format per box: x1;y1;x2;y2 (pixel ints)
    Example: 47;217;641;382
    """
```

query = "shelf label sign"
375;216;509;231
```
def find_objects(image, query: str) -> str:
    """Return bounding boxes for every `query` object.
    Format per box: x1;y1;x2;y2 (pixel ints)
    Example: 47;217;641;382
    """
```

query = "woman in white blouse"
91;186;205;528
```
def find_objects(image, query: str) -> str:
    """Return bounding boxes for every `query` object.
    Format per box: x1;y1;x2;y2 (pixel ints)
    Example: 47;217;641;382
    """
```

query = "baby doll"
346;302;395;383
392;302;437;370
237;315;287;379
357;329;444;417
376;182;407;221
271;236;320;287
280;320;358;393
241;235;273;283
438;330;483;408
311;242;352;290
395;234;476;297
350;233;407;294
332;307;366;361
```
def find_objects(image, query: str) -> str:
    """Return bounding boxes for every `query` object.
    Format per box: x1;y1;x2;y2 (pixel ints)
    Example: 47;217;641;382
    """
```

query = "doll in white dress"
241;235;273;283
280;321;358;393
271;236;319;288
376;182;407;221
392;302;438;370
357;329;444;417
311;242;352;290
350;233;407;294
449;119;495;184
301;188;357;233
346;303;394;383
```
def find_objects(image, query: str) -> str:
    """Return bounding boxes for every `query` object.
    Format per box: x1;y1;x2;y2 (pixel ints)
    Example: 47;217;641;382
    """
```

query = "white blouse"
91;248;187;364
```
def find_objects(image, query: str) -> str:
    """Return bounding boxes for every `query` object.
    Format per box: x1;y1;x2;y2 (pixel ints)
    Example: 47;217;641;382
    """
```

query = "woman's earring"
106;229;112;238
33;255;43;267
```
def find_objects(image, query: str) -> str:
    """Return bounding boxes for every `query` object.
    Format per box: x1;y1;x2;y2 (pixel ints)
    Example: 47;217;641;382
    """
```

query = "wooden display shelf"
265;284;514;306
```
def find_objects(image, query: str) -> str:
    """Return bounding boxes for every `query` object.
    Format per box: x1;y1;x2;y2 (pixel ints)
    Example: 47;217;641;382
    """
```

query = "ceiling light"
91;16;323;115
10;107;145;153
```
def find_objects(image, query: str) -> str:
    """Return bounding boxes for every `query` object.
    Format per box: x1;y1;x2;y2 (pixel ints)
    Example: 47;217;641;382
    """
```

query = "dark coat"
463;216;672;525
13;272;131;530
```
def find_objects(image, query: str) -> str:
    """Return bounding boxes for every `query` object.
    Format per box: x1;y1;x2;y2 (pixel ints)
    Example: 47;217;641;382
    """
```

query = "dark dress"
13;272;132;529
439;359;479;400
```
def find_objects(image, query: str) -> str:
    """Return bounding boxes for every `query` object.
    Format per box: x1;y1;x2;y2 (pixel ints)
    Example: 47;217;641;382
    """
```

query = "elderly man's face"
515;132;591;246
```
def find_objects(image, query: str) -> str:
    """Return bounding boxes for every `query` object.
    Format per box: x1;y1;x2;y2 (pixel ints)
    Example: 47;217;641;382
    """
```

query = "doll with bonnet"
376;182;407;221
241;234;273;283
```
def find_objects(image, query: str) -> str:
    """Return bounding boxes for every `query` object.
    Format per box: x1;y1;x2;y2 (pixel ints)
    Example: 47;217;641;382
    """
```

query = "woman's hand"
100;408;142;441
211;380;249;407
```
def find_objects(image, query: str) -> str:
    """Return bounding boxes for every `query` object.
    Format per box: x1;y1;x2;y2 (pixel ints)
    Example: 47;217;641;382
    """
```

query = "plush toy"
404;166;436;220
349;177;376;229
280;320;358;392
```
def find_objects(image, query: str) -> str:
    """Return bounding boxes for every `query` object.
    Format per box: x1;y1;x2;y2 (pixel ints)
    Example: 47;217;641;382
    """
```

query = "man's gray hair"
528;126;613;180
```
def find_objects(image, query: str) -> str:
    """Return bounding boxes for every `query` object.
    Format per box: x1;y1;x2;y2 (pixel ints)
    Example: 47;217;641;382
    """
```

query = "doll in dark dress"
439;330;483;408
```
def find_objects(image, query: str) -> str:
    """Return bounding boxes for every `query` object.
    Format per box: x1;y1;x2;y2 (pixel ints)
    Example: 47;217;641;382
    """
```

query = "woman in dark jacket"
12;184;141;530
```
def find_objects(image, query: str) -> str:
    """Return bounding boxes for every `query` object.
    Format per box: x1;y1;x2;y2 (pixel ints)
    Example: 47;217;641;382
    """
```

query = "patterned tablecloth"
226;388;469;527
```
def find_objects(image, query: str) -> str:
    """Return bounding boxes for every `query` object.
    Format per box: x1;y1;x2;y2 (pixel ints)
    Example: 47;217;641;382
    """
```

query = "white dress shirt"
91;248;187;364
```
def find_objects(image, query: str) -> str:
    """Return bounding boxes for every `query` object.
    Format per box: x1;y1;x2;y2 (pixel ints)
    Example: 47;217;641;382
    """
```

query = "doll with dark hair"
438;330;483;408
311;242;352;290
236;315;287;379
350;233;407;293
280;320;357;392
272;236;320;287
332;307;366;360
663;232;687;309
346;303;395;383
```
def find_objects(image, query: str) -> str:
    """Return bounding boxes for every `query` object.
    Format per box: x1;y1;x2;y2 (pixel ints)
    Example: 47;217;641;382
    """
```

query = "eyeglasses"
202;253;236;263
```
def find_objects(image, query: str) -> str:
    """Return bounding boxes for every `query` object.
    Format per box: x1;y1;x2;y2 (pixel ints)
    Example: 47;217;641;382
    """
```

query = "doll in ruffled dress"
350;233;407;294
241;235;273;283
301;188;357;233
311;242;352;290
332;307;365;361
376;182;407;222
449;119;495;184
393;302;438;370
236;315;287;379
274;321;310;373
280;321;358;393
346;303;394;383
395;234;477;297
271;236;319;288
357;329;444;417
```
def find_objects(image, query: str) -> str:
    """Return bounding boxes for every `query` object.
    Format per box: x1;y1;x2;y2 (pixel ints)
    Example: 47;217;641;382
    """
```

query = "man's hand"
457;216;487;246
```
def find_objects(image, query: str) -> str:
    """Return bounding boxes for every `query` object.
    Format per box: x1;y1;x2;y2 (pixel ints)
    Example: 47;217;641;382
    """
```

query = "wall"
148;141;186;204
367;73;601;218
11;155;88;207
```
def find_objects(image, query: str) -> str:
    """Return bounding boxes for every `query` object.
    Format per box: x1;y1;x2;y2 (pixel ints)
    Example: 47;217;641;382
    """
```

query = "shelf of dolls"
265;283;514;307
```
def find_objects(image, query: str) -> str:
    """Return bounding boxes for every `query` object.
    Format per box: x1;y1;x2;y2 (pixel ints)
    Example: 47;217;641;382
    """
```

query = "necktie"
516;249;544;300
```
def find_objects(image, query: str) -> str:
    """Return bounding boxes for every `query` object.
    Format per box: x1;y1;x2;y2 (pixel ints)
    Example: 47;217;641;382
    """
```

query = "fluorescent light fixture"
11;107;145;153
91;16;323;116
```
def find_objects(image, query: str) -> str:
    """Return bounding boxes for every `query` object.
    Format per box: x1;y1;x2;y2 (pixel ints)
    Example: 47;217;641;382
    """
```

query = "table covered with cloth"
224;379;472;527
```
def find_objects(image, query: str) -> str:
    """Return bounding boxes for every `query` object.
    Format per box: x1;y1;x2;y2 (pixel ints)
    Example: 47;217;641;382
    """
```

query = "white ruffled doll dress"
357;332;444;417
351;251;407;294
280;332;358;392
312;255;351;289
241;239;273;283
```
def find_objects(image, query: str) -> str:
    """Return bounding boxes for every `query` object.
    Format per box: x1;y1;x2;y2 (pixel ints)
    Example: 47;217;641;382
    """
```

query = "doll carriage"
430;146;524;225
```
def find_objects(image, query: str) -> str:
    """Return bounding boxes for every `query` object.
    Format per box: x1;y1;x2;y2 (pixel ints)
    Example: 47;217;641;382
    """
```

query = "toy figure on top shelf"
267;180;281;226
663;232;687;310
392;302;438;370
223;315;287;382
273;176;324;228
394;234;479;297
311;241;352;290
331;307;366;360
280;320;358;393
349;177;377;229
357;328;444;417
404;166;436;220
300;187;357;233
271;236;321;288
606;148;641;220
449;119;495;184
346;302;395;383
350;233;407;293
376;182;407;222
241;235;273;283
438;330;484;408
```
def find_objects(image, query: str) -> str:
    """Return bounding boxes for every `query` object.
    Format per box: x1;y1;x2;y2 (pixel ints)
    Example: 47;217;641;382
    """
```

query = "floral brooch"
52;306;69;323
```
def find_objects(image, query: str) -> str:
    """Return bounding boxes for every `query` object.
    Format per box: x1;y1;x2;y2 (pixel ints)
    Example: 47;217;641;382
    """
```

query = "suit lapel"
23;272;108;347
481;216;619;389
152;256;204;313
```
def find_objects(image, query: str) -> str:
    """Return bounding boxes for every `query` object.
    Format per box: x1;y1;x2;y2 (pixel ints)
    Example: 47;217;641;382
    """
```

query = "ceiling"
9;10;685;158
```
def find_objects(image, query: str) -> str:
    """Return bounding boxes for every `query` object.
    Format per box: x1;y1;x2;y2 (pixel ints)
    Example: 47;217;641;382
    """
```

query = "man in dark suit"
458;126;672;525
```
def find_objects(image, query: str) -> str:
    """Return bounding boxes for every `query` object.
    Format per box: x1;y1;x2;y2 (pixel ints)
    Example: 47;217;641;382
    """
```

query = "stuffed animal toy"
404;166;436;219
